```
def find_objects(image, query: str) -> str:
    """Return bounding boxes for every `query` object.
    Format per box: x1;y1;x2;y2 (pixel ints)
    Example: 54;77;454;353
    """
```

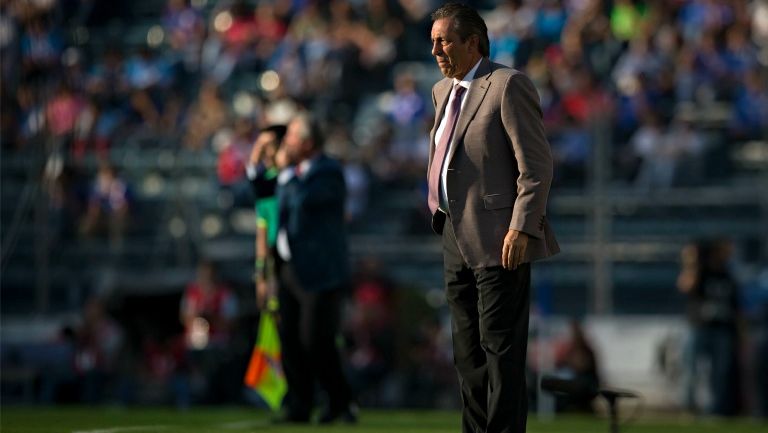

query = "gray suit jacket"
429;57;559;268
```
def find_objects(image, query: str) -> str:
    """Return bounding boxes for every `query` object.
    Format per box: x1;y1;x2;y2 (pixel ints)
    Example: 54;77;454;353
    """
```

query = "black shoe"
318;403;359;424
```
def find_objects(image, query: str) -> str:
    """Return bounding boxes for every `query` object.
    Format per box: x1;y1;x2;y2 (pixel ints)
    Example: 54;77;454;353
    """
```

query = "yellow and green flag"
244;311;286;411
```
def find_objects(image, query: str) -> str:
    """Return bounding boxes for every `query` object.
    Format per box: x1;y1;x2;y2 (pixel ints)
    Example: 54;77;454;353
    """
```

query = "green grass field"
0;407;764;433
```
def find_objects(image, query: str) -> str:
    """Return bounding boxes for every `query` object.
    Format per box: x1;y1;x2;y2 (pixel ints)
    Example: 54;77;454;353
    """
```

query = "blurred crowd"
1;0;767;414
2;0;767;198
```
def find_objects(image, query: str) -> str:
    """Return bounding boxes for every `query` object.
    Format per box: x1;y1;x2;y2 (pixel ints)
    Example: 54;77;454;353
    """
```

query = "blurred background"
1;0;767;422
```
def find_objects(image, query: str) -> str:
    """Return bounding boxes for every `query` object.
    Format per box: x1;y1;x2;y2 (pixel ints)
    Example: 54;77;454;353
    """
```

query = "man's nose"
431;41;441;57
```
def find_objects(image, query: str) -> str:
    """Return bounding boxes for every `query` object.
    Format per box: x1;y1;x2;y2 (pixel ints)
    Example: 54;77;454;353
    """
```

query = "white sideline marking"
72;425;169;433
71;418;269;432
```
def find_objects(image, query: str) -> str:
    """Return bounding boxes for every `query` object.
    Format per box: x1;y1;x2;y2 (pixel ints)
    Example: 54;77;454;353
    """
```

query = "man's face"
431;18;477;79
282;118;309;164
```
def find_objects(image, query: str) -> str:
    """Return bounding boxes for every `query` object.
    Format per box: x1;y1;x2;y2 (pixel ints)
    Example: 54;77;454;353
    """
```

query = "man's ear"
469;34;480;53
302;139;314;155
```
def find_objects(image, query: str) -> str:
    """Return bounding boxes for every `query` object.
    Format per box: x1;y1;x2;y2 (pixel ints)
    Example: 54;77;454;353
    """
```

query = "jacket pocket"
483;193;515;210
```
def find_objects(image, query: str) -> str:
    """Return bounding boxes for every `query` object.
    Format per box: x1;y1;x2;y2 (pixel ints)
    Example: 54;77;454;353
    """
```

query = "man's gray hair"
431;2;490;58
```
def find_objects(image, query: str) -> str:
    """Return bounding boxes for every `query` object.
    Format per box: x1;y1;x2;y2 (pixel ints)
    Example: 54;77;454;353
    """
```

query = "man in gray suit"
427;3;559;432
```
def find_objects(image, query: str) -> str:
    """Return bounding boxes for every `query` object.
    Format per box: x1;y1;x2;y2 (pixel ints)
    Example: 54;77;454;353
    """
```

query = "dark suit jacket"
277;154;350;292
429;57;559;268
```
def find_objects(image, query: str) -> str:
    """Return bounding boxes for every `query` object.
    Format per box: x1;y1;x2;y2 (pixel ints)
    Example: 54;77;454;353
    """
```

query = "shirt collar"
298;153;321;177
276;155;320;185
453;58;483;90
298;158;313;176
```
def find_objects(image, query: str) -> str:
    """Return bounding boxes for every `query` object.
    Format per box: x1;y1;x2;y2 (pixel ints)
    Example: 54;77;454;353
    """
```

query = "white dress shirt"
276;158;314;262
434;58;482;211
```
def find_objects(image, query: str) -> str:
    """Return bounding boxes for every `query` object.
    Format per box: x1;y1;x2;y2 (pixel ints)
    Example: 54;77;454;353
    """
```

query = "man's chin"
439;67;456;78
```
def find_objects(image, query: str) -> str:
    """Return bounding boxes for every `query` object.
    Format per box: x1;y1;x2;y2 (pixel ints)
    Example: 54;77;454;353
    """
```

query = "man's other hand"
502;229;528;270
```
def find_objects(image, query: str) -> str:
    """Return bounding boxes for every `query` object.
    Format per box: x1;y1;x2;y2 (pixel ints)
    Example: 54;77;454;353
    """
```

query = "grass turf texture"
0;407;764;433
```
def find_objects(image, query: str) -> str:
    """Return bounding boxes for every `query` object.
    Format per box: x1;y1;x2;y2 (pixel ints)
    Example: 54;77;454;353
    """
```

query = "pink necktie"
428;84;466;214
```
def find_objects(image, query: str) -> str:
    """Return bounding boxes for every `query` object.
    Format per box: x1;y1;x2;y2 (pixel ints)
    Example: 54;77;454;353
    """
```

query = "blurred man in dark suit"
271;113;355;424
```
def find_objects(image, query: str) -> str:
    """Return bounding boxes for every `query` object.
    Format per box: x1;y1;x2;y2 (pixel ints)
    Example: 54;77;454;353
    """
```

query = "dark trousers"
443;217;531;433
277;262;351;417
686;325;738;416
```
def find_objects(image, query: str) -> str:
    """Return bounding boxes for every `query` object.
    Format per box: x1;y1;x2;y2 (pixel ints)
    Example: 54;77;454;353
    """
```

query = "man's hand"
502;229;528;270
250;132;277;165
250;140;264;166
255;277;269;310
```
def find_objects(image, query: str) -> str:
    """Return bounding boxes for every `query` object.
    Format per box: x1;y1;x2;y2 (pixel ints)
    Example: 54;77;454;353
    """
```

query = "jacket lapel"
429;78;452;164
